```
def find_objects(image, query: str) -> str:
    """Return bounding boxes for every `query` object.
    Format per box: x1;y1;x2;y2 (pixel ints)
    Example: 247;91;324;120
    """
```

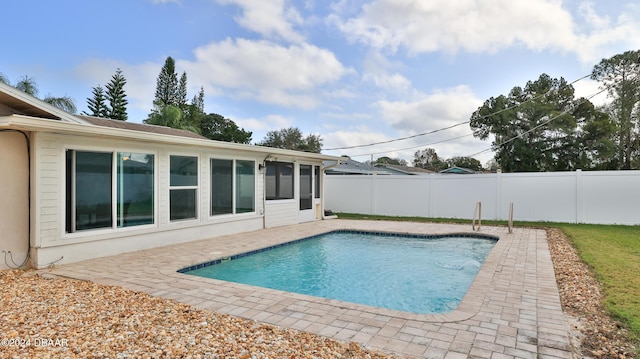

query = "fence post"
575;169;582;224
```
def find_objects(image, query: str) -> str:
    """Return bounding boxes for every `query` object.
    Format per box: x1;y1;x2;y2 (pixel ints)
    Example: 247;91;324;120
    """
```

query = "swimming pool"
181;230;497;314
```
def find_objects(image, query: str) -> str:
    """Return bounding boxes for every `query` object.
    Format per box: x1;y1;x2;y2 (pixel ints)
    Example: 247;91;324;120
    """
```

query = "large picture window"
66;150;154;232
170;155;198;221
210;159;255;215
265;161;294;200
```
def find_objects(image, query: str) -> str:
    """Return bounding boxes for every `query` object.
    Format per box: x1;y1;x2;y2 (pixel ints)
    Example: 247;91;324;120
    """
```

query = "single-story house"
325;158;433;176
373;163;433;175
324;158;398;175
0;82;340;270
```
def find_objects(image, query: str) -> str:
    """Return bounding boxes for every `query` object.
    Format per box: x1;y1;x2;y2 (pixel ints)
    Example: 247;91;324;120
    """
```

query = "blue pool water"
182;231;497;314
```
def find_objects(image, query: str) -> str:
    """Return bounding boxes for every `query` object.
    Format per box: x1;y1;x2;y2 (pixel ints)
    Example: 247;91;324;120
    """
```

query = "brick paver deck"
44;220;573;358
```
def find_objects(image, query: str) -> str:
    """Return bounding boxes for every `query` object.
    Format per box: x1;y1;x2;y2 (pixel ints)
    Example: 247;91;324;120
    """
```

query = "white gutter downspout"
261;154;276;229
320;159;343;219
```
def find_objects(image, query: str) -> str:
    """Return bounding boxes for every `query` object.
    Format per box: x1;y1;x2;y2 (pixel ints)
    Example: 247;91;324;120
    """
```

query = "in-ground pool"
180;230;497;314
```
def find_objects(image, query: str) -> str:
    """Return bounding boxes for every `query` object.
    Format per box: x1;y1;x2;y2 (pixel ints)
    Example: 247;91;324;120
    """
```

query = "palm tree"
144;104;201;134
3;75;77;113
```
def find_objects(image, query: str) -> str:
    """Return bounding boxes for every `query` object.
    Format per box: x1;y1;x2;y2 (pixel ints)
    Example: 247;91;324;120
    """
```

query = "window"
117;153;154;227
210;159;233;215
265;161;294;200
314;165;321;199
66;150;154;232
210;159;255;215
235;160;255;213
170;155;198;221
300;164;312;210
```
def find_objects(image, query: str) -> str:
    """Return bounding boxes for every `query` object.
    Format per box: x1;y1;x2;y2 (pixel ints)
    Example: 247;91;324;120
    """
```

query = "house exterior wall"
263;162;318;228
29;131;326;268
325;170;640;225
0;131;30;270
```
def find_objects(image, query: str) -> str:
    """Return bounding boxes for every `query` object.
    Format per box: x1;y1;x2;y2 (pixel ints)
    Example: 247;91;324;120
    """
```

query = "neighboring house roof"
374;164;433;175
325;158;436;176
439;166;477;174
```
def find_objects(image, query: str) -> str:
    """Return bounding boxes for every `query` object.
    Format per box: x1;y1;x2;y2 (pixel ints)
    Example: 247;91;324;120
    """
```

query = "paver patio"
43;220;573;358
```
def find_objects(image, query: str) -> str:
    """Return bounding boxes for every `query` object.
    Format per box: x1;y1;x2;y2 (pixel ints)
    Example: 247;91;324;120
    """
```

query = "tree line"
2;49;639;170
468;50;640;172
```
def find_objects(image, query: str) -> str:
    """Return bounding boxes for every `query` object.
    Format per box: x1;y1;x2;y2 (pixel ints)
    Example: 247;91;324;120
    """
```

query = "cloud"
180;38;352;109
572;2;640;63
234;114;292;132
217;0;305;43
573;78;609;107
376;85;482;134
331;0;640;63
323;125;391;151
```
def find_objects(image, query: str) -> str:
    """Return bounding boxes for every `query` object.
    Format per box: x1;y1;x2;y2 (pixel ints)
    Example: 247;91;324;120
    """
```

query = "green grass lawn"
336;213;640;343
554;223;640;341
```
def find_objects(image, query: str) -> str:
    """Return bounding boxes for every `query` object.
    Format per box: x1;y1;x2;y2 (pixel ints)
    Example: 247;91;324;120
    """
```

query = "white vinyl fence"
324;170;640;225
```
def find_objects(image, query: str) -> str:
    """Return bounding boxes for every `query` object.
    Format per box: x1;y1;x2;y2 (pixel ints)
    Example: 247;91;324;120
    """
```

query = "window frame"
169;154;199;222
299;164;313;210
265;161;295;200
65;148;157;235
314;165;321;199
209;157;256;217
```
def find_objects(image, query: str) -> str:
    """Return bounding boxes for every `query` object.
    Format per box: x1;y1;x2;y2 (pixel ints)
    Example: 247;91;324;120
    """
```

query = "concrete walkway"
44;220;573;358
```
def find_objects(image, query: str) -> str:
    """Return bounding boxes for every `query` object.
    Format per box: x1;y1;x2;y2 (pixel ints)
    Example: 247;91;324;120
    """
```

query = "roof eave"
0;114;340;161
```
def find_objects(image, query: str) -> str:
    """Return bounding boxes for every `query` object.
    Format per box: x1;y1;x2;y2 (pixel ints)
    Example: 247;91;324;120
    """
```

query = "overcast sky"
3;0;639;165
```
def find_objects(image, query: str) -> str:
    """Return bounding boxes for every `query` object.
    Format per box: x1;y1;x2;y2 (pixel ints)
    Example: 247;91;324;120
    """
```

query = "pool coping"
42;220;573;358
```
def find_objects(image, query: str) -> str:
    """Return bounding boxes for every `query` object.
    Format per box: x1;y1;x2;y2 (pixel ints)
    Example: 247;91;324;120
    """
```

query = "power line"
323;73;593;151
323;121;469;150
346;133;473;158
465;85;609;158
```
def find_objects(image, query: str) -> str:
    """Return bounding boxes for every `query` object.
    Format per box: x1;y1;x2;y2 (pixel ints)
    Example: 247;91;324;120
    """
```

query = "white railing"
472;201;481;231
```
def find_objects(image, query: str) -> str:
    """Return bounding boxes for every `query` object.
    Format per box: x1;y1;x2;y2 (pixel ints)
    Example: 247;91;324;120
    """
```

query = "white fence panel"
324;170;640;225
580;171;640;225
432;174;498;220
324;176;374;214
500;172;577;223
373;176;430;217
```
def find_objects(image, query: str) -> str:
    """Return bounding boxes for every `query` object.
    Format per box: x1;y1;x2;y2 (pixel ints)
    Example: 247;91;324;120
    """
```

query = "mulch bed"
0;269;399;358
546;228;637;358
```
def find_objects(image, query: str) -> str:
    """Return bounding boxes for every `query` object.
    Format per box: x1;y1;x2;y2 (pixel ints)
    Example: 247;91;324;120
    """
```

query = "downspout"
261;154;275;229
320;159;342;219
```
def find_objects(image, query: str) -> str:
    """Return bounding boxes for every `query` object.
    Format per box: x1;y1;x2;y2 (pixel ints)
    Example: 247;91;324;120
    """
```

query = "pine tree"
177;72;188;107
105;68;128;121
154;57;178;107
83;85;109;117
192;86;205;114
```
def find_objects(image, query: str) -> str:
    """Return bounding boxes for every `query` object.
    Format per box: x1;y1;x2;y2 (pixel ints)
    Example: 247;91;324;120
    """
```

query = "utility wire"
346;134;473;158
323;73;593;151
465;85;609;158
